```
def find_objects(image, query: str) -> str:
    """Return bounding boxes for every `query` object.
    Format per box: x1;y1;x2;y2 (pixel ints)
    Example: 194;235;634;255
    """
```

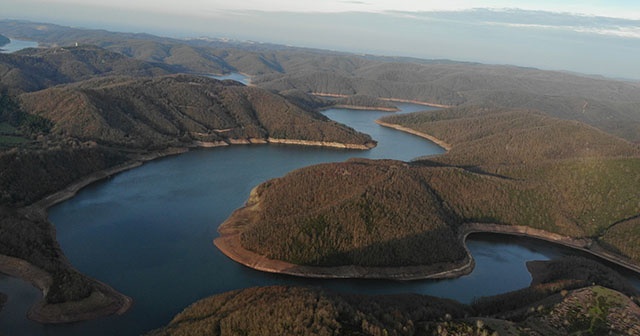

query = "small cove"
1;75;638;335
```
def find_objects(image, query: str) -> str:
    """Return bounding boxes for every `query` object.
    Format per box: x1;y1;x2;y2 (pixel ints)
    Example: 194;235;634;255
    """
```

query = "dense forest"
239;159;466;267
220;107;640;270
0;45;176;93
1;19;640;334
19;73;374;149
149;257;640;336
3;20;640;141
223;154;640;270
0;36;373;321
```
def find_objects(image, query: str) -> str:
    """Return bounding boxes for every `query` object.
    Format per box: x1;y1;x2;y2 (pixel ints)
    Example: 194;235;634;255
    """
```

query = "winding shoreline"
213;194;475;280
311;92;452;109
214;119;640;281
1;136;375;323
215;214;640;281
375;120;452;151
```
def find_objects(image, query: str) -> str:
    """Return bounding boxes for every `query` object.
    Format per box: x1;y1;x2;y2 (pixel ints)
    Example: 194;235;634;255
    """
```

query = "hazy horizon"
2;1;640;80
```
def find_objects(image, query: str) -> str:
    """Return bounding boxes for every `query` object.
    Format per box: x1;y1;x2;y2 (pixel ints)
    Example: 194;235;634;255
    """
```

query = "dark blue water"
1;101;638;335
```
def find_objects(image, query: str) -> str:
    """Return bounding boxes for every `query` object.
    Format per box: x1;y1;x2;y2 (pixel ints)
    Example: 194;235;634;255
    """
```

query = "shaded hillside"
0;45;175;93
0;206;131;323
149;259;640;336
220;155;640;271
0;34;9;47
254;62;640;142
147;286;471;336
239;159;465;267
19;74;374;149
4;20;640;141
332;95;398;111
0;21;234;74
381;106;640;167
218;107;640;273
0;146;128;207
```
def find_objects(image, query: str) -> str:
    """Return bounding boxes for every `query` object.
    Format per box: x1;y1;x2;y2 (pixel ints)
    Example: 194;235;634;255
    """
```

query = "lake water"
1;90;638;335
0;38;38;53
207;73;251;85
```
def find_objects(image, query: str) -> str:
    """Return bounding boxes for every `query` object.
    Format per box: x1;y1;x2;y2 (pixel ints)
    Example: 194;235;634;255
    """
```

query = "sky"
3;0;640;79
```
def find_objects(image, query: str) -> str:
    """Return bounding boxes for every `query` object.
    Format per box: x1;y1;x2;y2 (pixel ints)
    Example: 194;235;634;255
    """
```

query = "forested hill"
0;45;176;93
0;31;374;321
218;106;640;276
4;19;640;142
18;74;374;149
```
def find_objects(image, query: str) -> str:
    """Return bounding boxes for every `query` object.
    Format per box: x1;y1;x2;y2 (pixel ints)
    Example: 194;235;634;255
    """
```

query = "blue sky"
3;1;640;79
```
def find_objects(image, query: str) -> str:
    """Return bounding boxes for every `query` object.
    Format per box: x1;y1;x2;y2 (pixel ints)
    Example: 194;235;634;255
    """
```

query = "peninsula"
215;107;640;279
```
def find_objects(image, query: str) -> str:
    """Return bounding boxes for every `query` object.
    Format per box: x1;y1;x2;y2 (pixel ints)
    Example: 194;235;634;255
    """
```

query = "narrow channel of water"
1;75;638;335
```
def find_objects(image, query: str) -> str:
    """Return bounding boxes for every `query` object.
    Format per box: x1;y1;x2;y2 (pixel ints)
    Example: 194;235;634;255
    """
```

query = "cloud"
482;21;640;39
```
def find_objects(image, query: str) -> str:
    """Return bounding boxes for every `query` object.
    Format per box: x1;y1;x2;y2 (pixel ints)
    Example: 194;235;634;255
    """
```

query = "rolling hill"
19;74;375;149
216;106;640;278
0;45;176;93
0;45;374;321
4;19;640;142
1;20;640;334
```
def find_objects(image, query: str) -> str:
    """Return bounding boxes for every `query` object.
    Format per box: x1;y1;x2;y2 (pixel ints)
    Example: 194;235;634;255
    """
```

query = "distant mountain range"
5;20;639;142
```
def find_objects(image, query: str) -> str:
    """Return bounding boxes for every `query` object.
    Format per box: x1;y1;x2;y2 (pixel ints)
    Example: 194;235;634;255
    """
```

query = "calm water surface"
0;39;38;53
1;87;638;335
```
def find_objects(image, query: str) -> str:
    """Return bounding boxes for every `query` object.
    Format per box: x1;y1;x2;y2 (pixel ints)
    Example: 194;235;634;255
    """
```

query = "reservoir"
1;88;639;335
0;38;38;53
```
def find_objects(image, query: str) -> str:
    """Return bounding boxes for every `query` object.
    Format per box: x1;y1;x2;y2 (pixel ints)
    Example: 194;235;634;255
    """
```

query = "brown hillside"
0;45;175;93
381;106;640;168
19;74;374;149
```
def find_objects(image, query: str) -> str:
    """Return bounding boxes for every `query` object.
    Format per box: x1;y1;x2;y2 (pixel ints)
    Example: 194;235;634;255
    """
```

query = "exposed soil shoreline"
215;213;640;280
311;92;452;109
213;121;640;281
327;105;399;112
0;254;134;324
1;135;375;323
375;120;452;151
461;223;640;275
213;193;475;280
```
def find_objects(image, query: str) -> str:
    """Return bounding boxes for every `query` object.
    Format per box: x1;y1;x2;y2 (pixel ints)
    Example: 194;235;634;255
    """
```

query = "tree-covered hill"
238;159;466;268
5;19;640;142
0;45;176;93
218;106;640;274
0;47;373;321
381;106;640;167
18;74;374;149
